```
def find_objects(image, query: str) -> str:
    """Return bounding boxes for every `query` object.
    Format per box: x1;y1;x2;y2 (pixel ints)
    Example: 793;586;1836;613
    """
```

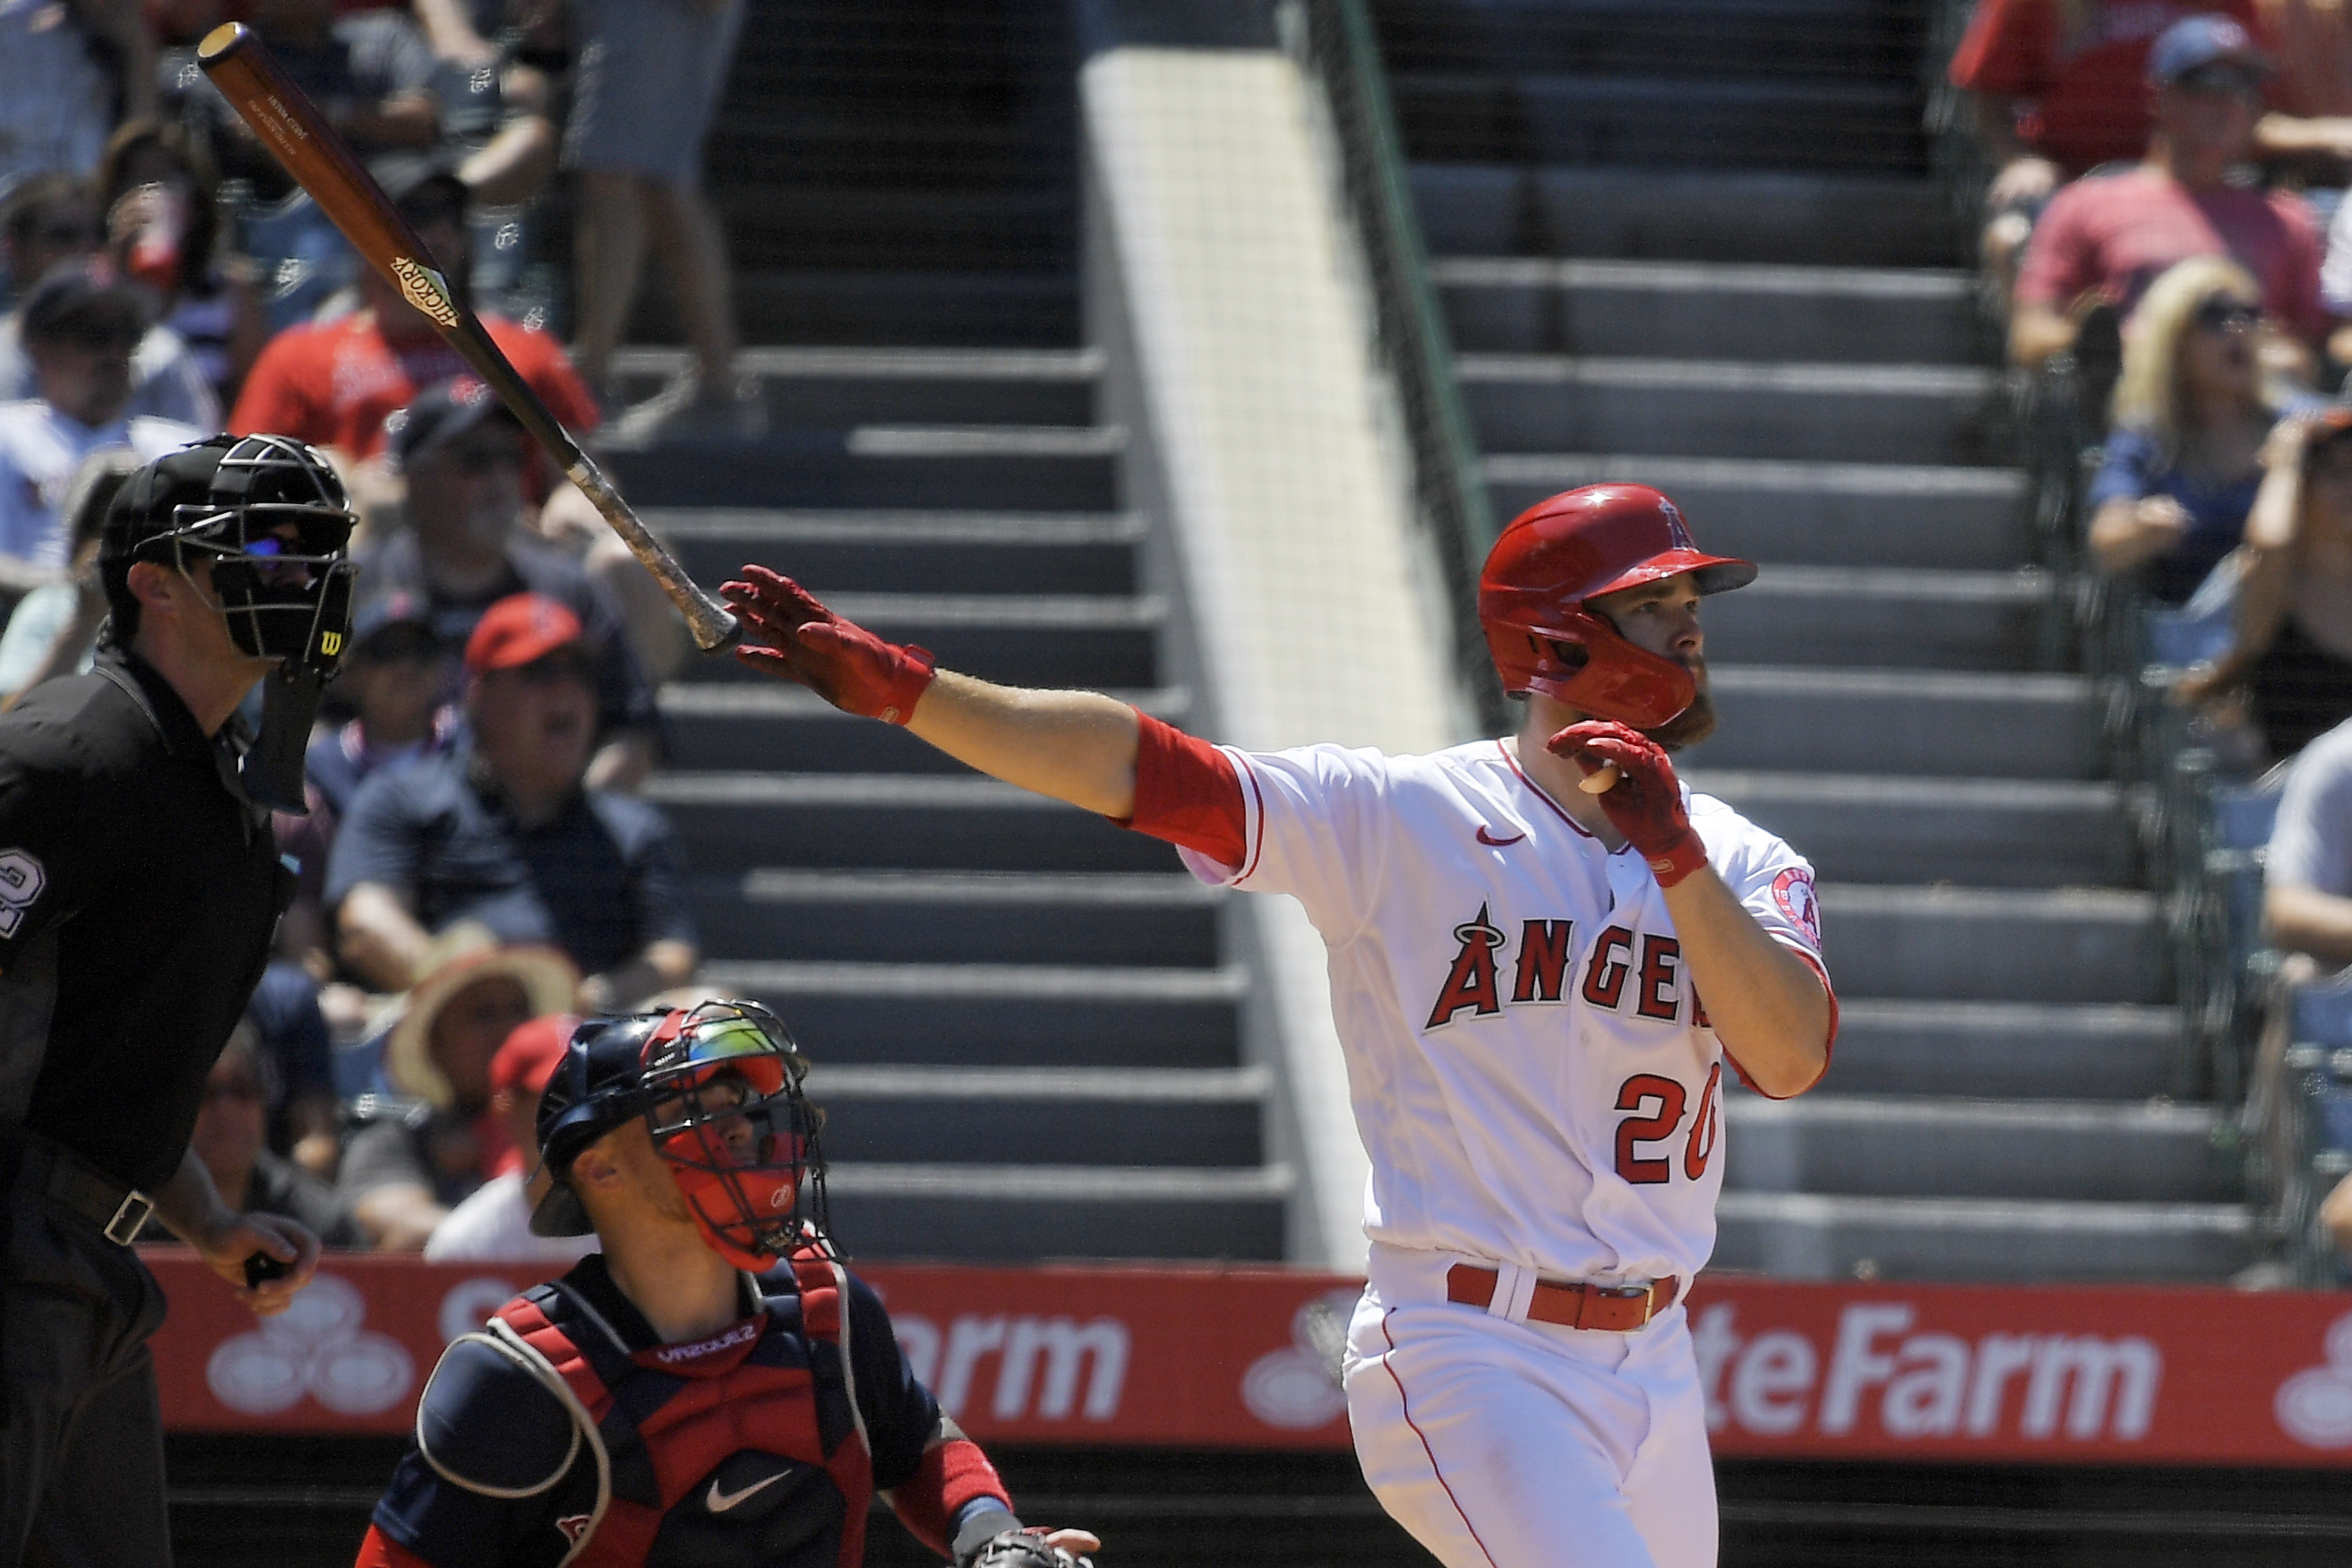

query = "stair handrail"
1281;0;1509;736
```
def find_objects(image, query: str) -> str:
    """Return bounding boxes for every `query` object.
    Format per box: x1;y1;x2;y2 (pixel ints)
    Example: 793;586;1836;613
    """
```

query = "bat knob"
1578;764;1621;796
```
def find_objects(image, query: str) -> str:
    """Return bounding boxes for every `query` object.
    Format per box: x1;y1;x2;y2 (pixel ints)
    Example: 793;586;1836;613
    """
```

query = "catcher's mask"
107;433;357;674
531;1001;828;1270
1478;483;1754;729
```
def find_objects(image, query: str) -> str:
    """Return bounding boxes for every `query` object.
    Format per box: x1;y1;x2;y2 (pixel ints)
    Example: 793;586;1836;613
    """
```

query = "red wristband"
875;643;936;726
1646;829;1709;889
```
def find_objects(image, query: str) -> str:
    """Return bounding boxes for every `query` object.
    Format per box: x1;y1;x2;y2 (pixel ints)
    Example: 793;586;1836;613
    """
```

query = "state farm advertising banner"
141;1250;2352;1466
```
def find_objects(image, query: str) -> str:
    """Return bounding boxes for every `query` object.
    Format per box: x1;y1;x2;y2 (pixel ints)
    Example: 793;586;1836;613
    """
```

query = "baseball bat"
196;22;741;654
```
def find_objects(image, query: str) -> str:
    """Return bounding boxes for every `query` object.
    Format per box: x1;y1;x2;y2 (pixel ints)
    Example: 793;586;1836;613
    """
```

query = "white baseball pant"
1341;1247;1717;1568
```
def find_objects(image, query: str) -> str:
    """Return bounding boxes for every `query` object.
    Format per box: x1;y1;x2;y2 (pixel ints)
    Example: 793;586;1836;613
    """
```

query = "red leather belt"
1446;1264;1679;1332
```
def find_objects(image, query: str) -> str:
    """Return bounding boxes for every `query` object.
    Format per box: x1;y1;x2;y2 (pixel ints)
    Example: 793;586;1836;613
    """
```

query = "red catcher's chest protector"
476;1246;876;1568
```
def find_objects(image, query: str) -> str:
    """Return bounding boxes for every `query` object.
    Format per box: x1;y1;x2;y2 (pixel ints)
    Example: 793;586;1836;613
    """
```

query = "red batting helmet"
1479;484;1755;728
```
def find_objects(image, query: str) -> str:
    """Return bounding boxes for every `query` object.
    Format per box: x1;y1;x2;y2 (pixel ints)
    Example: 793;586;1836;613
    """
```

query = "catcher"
353;999;1100;1568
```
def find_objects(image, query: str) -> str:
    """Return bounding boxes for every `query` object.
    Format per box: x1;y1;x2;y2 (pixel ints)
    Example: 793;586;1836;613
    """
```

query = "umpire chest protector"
427;1247;876;1568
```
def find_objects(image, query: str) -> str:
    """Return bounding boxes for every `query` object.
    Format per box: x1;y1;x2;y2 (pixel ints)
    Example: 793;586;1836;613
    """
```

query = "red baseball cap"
465;592;583;674
492;1013;582;1097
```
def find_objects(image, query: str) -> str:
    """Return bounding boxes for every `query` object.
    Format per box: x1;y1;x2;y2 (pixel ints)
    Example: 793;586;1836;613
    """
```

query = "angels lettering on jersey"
1425;902;1711;1033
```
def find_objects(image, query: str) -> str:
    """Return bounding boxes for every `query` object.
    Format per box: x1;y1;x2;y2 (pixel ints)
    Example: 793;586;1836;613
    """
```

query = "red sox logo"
1772;868;1821;947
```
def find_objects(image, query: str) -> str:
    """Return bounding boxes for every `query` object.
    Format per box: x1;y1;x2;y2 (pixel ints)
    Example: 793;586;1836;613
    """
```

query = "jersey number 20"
1613;1063;1721;1185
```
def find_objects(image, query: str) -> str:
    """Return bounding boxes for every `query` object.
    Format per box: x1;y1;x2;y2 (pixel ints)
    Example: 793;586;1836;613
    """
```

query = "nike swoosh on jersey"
706;1470;792;1512
1475;826;1525;847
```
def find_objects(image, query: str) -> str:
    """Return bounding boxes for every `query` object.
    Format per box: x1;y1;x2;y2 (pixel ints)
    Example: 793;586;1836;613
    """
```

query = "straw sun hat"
380;923;580;1110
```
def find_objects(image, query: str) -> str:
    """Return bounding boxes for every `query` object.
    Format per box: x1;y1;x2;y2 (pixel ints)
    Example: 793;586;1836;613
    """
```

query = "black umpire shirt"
0;648;292;1193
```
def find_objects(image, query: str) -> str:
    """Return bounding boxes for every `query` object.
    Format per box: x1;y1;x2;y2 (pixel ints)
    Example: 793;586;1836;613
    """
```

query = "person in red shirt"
1953;1;2266;181
2010;15;2337;375
227;167;597;479
1949;3;2352;304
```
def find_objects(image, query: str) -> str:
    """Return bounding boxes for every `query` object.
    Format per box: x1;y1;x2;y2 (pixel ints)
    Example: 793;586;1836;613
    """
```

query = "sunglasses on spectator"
2193;298;2261;332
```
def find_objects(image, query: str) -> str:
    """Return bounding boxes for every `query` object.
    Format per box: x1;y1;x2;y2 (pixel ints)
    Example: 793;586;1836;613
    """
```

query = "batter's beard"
1642;671;1716;752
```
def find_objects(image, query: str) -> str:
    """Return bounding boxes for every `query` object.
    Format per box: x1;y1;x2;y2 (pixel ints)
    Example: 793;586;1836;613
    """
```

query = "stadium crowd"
1949;4;2352;1274
2;0;752;1262
18;0;2352;1275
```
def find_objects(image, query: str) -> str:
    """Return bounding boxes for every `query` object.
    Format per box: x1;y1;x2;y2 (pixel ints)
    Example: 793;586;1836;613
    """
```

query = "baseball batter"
721;484;1835;1568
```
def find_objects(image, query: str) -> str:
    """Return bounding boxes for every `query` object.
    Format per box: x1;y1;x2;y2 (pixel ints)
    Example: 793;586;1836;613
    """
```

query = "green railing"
1282;0;1509;735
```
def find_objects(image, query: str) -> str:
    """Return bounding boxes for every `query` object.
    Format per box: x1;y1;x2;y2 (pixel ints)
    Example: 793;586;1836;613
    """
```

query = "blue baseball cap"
2147;14;2271;85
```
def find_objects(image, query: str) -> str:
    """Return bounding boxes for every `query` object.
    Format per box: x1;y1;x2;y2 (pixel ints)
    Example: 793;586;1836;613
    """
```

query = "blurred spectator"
0;260;203;590
192;0;439;203
2;174;219;428
565;0;754;436
307;588;455;818
326;591;697;1007
2253;0;2352;166
338;930;577;1248
272;589;452;990
2087;256;2279;602
2176;406;2352;759
95;119;268;407
2248;715;2352;1190
156;1023;365;1247
359;379;657;788
0;446;134;704
228;165;595;471
155;2;509;64
0;0;152;193
2;174;101;298
432;1;560;210
246;957;344;1177
2011;16;2333;373
2265;712;2352;963
535;479;694;685
159;0;557;201
1949;2;2264;300
423;1010;599;1264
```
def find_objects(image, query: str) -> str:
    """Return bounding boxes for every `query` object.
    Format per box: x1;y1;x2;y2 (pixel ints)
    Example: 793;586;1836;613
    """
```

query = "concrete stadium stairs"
697;0;1077;347
1374;0;2253;1280
603;350;1285;1264
598;6;1286;1264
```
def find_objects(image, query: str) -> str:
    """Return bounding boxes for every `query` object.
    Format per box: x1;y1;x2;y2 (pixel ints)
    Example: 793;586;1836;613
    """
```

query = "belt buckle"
103;1190;154;1246
1592;1281;1656;1326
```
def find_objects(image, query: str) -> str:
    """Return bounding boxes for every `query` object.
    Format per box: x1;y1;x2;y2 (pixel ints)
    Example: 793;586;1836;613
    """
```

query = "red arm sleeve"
352;1524;434;1568
1117;710;1248;867
888;1436;1011;1558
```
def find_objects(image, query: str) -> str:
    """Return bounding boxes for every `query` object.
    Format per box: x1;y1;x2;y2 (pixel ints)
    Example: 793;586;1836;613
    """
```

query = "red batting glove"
1545;720;1710;888
720;564;936;724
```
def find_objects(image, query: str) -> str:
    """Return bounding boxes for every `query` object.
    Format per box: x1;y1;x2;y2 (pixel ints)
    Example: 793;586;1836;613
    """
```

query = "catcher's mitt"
959;1527;1094;1568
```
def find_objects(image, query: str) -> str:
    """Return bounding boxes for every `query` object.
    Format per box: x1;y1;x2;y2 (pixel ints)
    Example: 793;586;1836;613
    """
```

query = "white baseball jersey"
1179;737;1831;1290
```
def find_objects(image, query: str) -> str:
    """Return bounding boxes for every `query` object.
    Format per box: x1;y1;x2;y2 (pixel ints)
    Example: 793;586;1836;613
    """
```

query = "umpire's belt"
1446;1263;1679;1332
8;1131;154;1246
